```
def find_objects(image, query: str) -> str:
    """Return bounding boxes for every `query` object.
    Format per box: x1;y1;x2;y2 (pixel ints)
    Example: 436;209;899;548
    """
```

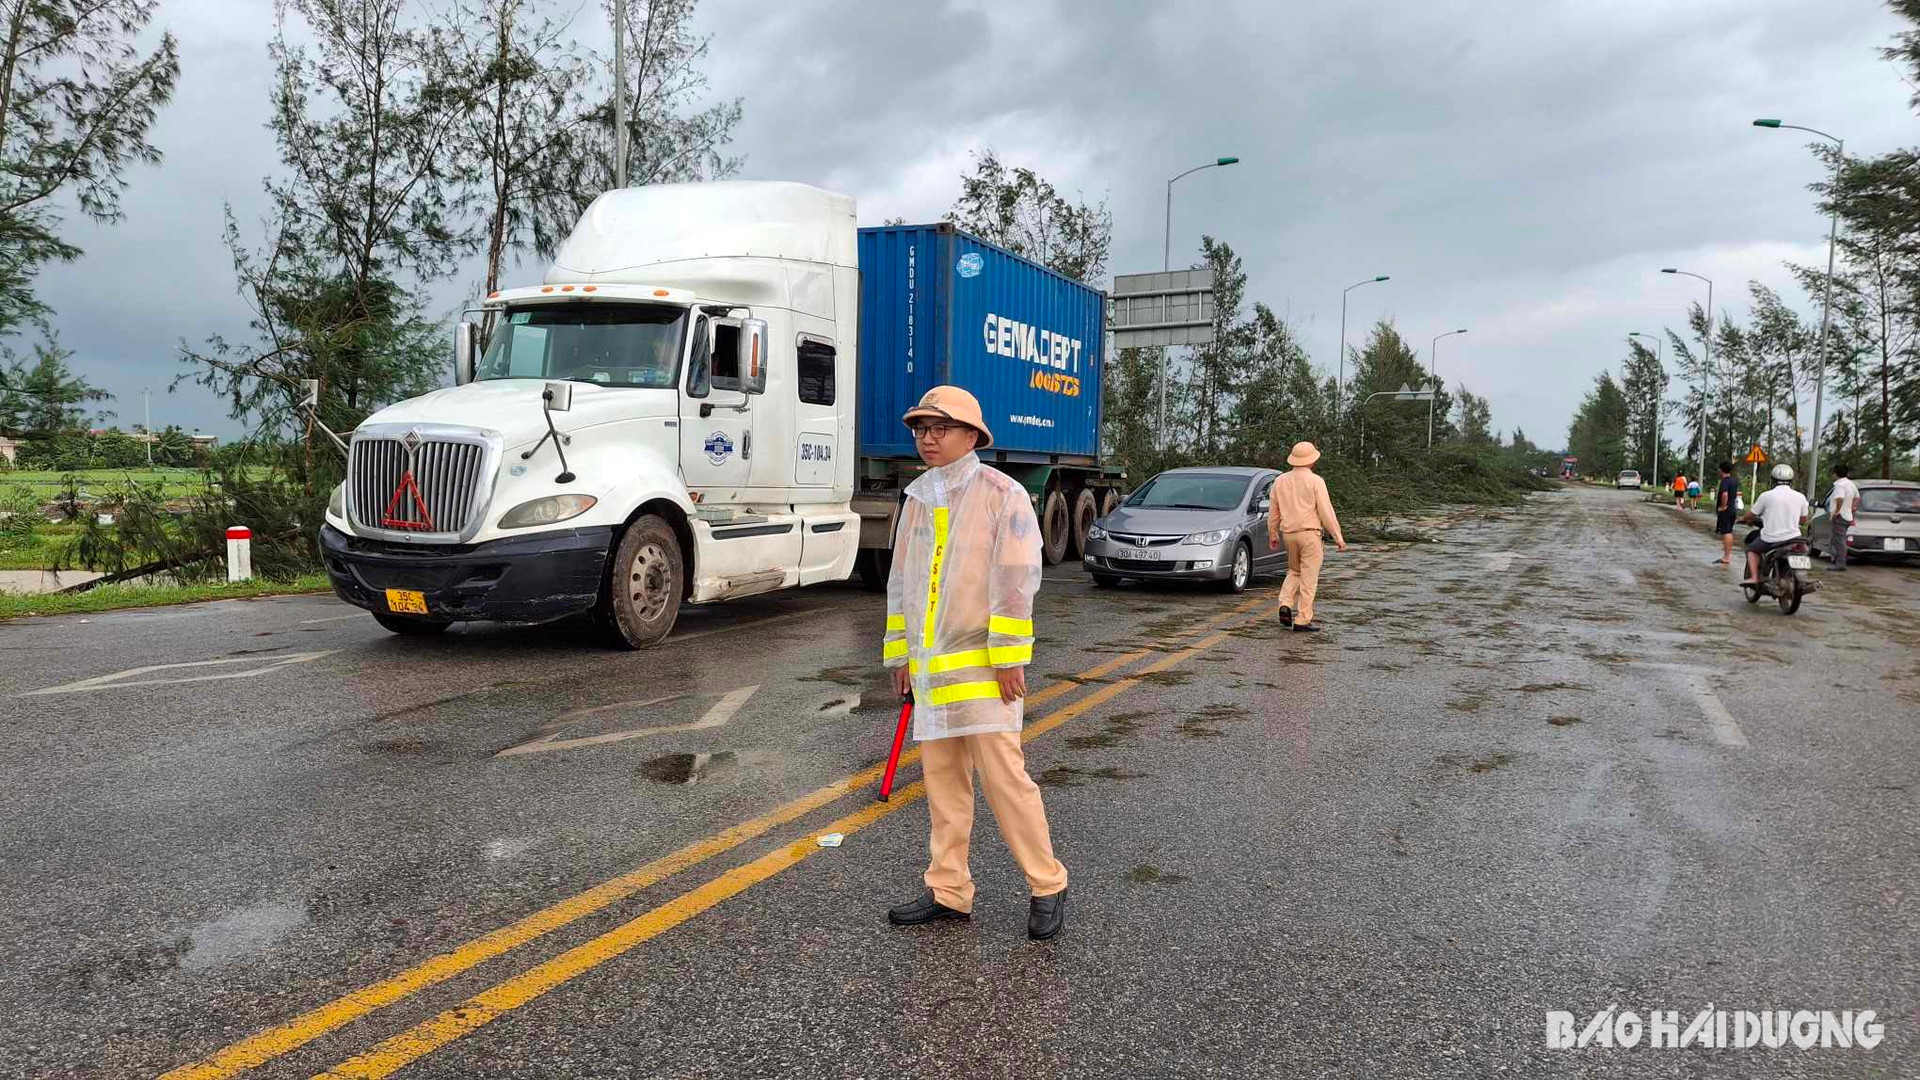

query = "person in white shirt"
1827;463;1860;572
1738;464;1811;585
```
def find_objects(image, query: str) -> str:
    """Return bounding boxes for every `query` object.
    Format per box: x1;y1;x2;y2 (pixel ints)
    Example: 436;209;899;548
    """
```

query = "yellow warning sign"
1742;444;1769;465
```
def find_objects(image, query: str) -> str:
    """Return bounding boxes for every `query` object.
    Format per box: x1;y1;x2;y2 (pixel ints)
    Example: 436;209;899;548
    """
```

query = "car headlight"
1183;529;1231;546
328;482;346;519
498;494;598;529
1086;524;1108;542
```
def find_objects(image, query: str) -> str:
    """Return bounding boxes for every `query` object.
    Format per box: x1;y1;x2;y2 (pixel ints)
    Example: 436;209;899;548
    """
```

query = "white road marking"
299;613;366;625
24;651;337;696
1688;682;1749;747
494;685;759;758
664;609;830;645
1483;552;1515;572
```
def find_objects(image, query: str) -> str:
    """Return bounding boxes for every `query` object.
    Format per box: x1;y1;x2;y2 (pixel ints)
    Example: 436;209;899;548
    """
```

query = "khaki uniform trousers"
1278;530;1326;625
921;730;1068;912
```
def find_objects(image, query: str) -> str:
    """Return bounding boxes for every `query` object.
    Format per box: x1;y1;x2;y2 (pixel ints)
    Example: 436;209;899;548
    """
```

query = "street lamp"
1338;275;1391;410
1754;118;1843;500
1427;329;1467;449
1628;331;1663;484
1158;155;1239;447
1661;268;1714;485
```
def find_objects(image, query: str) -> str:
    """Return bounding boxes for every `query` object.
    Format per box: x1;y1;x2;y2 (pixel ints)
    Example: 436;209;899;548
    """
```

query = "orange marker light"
560;285;574;292
653;289;670;297
540;286;554;293
487;290;499;299
582;285;597;293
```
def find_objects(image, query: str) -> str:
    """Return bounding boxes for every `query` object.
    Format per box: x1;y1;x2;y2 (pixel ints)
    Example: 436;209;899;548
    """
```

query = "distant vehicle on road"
1809;480;1920;562
1615;469;1642;490
1081;467;1284;593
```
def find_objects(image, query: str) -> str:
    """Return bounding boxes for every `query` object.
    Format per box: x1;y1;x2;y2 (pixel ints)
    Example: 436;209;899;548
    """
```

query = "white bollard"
226;526;253;583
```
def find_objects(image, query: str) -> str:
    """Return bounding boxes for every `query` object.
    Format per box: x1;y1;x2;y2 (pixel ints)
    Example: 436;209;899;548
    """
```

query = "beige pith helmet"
902;385;993;449
1287;441;1321;467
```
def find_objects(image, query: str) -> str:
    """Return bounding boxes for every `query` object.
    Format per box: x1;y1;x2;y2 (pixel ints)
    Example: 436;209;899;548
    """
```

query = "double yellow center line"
164;597;1267;1080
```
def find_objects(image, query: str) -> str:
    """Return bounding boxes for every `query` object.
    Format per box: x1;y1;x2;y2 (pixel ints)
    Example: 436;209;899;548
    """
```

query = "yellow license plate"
385;589;429;615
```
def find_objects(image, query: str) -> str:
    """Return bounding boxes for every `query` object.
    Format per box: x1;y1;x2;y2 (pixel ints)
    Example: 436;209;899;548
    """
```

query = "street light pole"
1629;331;1663;485
613;0;628;189
1338;275;1391;413
1428;328;1467;450
1157;155;1239;448
1661;268;1714;485
1754;119;1842;499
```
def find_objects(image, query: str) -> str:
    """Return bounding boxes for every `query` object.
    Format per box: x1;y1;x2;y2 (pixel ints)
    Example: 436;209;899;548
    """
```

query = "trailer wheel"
854;548;892;592
1069;489;1099;559
1040;488;1070;566
600;514;683;649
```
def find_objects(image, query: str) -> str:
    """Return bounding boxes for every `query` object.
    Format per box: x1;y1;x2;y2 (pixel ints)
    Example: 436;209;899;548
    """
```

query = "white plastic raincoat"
882;453;1042;741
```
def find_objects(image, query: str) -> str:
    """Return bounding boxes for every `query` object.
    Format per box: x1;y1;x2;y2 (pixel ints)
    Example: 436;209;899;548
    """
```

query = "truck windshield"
476;303;685;388
1125;473;1251;511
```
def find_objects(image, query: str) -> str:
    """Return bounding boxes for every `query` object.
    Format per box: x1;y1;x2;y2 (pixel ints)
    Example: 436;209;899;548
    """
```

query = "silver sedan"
1081;467;1285;592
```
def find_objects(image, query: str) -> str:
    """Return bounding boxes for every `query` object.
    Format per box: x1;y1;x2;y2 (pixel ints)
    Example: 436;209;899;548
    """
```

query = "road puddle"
638;751;739;785
178;899;307;973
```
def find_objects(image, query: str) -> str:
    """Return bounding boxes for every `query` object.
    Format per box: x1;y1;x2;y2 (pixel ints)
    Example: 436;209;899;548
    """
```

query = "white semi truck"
319;181;1117;647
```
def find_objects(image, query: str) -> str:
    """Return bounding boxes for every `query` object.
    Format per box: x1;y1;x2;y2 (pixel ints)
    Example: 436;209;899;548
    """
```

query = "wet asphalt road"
2;483;1917;1080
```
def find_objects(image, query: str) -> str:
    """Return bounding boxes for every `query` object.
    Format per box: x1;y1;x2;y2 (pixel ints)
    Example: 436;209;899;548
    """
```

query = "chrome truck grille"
348;426;497;542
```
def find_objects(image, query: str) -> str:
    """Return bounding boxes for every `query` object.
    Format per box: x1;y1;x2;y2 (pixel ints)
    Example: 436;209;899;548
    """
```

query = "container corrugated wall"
857;224;1104;464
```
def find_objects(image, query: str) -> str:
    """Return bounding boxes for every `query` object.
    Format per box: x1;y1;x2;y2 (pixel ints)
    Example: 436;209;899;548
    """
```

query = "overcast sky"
31;0;1920;449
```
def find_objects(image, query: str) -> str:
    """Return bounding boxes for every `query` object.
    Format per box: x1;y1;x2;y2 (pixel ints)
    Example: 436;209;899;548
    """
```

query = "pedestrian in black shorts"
1713;462;1739;566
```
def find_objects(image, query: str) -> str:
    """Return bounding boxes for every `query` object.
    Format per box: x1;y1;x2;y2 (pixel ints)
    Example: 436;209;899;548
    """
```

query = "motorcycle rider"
1738;464;1810;586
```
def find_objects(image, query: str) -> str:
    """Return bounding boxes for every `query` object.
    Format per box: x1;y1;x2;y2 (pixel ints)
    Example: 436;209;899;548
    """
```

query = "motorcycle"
1742;528;1817;615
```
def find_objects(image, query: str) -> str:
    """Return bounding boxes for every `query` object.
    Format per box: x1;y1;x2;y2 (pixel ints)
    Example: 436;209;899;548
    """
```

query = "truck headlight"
328;483;346;519
1086;524;1108;542
1183;529;1230;546
498;494;598;529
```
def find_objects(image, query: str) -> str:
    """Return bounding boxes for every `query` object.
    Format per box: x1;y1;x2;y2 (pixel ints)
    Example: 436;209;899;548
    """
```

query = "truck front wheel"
601;514;684;649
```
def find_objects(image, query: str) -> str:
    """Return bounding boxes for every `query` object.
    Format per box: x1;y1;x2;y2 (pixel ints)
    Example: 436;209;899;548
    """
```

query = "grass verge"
0;573;334;620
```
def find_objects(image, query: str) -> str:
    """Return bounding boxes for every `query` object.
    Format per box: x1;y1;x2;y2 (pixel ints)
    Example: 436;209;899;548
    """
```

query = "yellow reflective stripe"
988;615;1033;637
908;659;919;675
922;507;949;649
926;649;987;674
925;680;1004;706
885;614;905;632
882;639;908;660
988;643;1032;666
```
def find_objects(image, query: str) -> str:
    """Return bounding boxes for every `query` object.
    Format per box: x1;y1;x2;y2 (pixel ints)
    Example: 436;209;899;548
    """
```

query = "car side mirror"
454;321;477;385
1254;498;1270;514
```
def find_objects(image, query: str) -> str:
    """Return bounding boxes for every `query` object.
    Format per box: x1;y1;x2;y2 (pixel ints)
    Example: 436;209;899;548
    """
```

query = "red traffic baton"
878;691;913;802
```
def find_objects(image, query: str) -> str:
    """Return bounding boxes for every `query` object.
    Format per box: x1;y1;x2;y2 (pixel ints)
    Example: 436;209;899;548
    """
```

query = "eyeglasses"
910;422;962;439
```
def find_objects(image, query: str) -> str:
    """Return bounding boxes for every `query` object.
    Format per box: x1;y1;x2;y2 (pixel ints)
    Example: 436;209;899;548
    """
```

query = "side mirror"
454;321;477;385
741;318;768;395
542;380;573;411
1254;498;1270;514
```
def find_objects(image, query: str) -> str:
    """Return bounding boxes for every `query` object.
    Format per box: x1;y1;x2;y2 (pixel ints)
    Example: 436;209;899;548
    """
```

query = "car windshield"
476;303;685;388
1124;473;1250;511
1861;488;1920;514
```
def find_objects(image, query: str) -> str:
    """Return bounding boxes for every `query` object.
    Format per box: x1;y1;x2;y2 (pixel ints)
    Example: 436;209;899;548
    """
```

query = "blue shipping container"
856;224;1105;464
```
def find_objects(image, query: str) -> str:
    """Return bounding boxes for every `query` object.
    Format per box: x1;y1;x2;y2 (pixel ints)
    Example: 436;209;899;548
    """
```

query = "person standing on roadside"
1267;441;1347;634
1828;463;1860;572
881;385;1069;942
1673;472;1689;509
1714;462;1739;566
1687;475;1703;509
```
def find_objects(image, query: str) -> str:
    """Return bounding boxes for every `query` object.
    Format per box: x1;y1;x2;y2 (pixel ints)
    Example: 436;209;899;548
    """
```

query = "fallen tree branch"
57;529;305;594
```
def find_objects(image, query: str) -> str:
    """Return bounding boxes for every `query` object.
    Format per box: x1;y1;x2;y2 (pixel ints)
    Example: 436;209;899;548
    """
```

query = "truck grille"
350;438;487;537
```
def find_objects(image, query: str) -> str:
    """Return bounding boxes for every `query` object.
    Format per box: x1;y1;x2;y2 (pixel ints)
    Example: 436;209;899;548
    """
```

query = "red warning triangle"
381;470;436;530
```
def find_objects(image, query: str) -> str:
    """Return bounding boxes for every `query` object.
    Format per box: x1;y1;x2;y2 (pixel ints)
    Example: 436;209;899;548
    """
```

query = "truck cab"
319;182;861;646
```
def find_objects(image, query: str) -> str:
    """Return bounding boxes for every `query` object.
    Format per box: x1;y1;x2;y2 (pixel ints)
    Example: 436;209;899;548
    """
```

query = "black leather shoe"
1291;622;1321;633
1277;605;1294;626
889;890;970;926
1028;889;1067;940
